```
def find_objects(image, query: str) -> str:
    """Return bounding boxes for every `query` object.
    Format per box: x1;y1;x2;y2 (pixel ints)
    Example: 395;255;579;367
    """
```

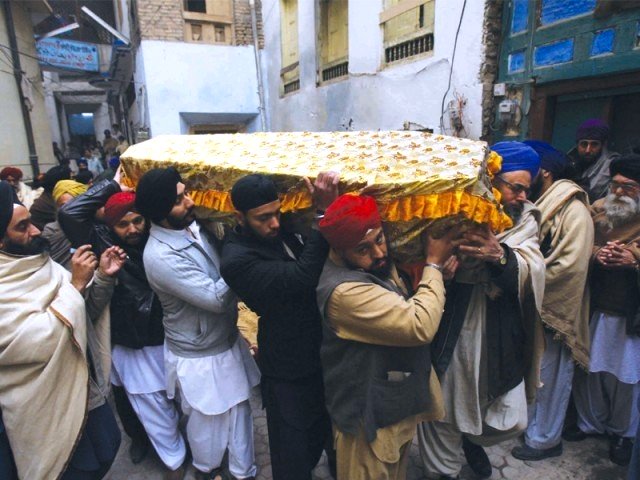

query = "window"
381;0;435;64
183;0;233;45
318;0;348;84
280;0;300;94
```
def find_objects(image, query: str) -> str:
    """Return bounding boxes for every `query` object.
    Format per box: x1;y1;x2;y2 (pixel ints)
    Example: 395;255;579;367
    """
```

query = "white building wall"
0;2;56;178
94;103;112;140
261;0;486;138
138;40;261;136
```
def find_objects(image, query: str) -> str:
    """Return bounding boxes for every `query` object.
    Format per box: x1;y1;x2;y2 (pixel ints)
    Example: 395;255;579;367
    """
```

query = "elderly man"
59;172;186;479
508;141;594;461
568;118;619;202
136;168;260;480
315;194;458;479
565;154;640;466
220;173;339;480
418;141;545;479
0;181;125;480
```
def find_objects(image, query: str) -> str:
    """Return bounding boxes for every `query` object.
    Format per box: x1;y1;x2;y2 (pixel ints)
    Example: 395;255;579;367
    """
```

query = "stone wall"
135;0;263;47
480;0;504;142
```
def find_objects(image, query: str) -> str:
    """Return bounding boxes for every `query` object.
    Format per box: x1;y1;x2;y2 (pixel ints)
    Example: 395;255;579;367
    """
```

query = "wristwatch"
424;262;443;272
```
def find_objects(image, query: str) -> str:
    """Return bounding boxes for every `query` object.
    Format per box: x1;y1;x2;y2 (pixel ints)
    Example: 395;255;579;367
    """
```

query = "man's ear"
234;210;245;227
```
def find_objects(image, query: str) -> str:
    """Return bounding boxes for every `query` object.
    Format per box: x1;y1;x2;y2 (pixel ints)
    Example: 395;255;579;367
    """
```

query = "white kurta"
589;311;640;384
439;286;528;435
164;336;260;415
111;345;165;393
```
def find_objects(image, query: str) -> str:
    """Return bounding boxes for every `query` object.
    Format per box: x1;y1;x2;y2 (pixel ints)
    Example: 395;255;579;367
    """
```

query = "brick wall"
136;0;184;42
233;0;264;48
480;0;504;142
135;0;264;47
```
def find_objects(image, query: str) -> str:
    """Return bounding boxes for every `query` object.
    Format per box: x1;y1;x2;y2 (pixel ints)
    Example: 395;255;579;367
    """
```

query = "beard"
504;203;523;224
1;236;50;256
240;220;281;245
529;177;543;202
604;193;640;228
165;208;196;230
343;255;392;280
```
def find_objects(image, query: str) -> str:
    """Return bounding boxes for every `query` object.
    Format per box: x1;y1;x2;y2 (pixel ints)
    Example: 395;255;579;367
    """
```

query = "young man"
316;194;459;479
137;168;260;480
59;174;187;479
510;141;594;461
567;118;619;202
220;173;339;480
0;181;125;480
418;141;546;479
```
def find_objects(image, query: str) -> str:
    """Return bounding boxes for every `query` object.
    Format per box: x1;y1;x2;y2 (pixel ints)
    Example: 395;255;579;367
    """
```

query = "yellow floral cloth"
121;131;510;262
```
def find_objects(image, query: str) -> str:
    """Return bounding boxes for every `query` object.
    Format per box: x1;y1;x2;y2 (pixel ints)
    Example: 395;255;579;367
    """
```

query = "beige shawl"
535;180;593;369
0;252;89;480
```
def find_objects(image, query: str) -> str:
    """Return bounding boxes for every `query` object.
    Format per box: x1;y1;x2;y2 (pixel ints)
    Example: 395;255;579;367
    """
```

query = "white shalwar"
574;311;640;438
165;336;261;478
111;344;187;470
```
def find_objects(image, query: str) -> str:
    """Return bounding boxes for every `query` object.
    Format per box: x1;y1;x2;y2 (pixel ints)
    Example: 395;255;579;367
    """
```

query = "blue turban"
491;141;540;180
523;140;567;176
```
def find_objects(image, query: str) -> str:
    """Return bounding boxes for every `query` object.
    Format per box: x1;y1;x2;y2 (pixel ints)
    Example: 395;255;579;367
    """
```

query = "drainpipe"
3;0;40;177
249;0;266;131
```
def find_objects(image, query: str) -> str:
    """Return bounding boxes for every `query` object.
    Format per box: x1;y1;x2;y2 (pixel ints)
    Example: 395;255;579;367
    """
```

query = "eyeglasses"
609;181;640;195
495;176;530;196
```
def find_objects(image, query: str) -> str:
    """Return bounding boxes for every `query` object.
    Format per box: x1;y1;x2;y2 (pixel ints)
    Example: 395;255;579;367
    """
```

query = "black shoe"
511;442;563;461
609;435;632;466
462;437;492;479
438;476;460;480
128;436;149;464
562;424;587;442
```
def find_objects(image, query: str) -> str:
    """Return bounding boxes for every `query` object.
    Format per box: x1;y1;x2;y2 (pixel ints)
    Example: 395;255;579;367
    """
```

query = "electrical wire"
439;0;467;134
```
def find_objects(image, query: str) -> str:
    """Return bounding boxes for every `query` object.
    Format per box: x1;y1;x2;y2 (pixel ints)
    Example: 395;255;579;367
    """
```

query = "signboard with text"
36;38;100;72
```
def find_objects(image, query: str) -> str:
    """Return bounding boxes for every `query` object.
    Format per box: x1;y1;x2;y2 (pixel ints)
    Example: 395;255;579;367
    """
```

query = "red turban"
319;194;381;250
0;167;23;181
104;192;137;227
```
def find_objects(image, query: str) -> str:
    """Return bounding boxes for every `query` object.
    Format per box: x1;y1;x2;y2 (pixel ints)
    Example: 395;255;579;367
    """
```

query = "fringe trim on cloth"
187;189;512;232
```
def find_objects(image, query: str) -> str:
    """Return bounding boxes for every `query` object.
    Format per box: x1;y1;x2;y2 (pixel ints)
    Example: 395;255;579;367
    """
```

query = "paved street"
106;389;628;480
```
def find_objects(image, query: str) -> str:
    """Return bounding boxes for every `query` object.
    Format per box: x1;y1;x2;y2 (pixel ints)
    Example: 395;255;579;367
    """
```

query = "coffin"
120;131;509;262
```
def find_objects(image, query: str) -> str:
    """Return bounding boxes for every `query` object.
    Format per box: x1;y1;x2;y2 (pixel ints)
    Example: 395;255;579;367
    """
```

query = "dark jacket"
220;227;329;380
29;190;57;231
316;260;432;442
431;245;524;400
58;180;164;349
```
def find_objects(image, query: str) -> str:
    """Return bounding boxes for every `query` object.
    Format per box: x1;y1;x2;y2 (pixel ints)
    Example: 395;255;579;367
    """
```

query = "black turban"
135;167;182;223
523;140;568;176
40;165;71;191
610;154;640;184
231;174;279;212
1;181;21;238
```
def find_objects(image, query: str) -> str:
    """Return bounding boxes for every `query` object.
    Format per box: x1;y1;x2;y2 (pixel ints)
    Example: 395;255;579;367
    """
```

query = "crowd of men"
0;117;639;480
